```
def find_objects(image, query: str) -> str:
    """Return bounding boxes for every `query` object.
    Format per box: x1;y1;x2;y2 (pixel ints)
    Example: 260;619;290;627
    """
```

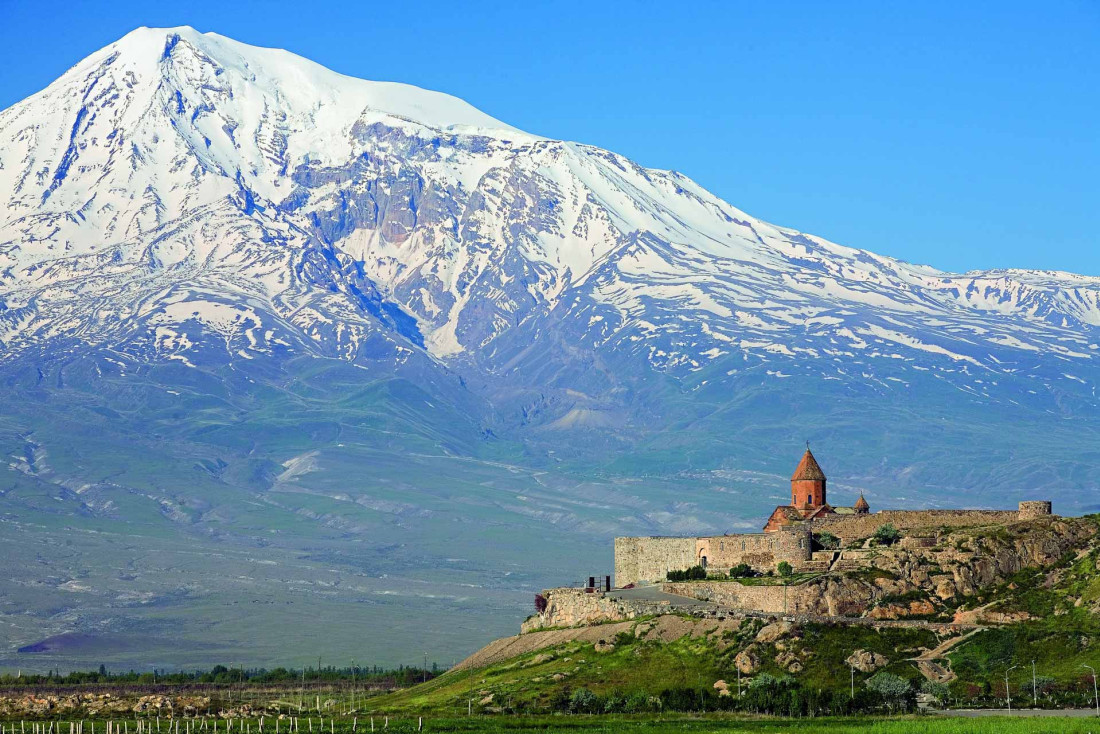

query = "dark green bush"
872;523;902;546
729;563;754;578
666;565;707;581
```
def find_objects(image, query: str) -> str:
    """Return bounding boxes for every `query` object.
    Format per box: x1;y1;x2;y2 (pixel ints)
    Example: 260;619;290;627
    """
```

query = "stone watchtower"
1018;501;1053;520
791;448;827;509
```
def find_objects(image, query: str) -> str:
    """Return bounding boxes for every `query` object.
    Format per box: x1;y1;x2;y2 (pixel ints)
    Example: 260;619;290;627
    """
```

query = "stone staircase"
832;548;876;572
796;551;836;573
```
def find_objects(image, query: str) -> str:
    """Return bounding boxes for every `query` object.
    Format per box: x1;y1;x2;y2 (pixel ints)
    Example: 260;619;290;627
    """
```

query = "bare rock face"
735;648;761;674
867;599;937;619
846;649;890;673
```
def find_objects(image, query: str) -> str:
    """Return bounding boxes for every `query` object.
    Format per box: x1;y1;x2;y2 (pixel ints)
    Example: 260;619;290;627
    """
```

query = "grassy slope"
367;620;938;715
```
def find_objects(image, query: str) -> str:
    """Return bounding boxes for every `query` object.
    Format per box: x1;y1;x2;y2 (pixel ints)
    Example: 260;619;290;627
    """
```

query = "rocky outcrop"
867;600;938;620
756;621;798;643
665;517;1097;622
735;648;761;674
846;650;890;673
522;588;670;632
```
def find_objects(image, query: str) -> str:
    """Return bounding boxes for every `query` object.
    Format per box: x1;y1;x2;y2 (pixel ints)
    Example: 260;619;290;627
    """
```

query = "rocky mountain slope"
1;26;1099;668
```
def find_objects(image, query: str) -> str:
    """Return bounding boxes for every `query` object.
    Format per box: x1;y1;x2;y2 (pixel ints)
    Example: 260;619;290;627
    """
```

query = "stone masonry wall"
615;526;811;587
614;536;695;589
521;587;672;633
662;581;793;614
812;509;1020;544
1019;501;1053;520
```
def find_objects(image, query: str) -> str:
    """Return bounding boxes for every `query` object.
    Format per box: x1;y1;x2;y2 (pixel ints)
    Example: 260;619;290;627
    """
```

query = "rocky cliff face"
531;517;1100;629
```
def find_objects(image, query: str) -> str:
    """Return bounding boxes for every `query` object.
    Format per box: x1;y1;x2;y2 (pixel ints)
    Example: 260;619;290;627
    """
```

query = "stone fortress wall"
811;509;1019;544
615;525;811;588
615;502;1052;587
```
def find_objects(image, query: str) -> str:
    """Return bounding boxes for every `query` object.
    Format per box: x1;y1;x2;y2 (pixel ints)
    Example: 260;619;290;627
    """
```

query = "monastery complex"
614;448;1053;587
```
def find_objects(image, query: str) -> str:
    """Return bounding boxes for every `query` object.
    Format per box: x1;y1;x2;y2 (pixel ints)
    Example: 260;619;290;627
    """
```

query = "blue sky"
1;1;1097;275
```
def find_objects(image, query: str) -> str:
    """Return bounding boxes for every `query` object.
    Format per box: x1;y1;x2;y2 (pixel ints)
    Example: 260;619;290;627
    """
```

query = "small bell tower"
791;444;826;509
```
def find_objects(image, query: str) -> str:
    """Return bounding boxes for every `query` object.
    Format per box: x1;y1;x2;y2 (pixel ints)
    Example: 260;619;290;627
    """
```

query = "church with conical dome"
762;448;870;532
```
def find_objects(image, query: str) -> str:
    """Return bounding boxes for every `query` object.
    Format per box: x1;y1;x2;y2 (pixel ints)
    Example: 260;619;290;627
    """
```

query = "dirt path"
910;626;985;682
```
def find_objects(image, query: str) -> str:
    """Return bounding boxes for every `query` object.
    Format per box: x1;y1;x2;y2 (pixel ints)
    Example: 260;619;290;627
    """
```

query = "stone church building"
762;447;869;532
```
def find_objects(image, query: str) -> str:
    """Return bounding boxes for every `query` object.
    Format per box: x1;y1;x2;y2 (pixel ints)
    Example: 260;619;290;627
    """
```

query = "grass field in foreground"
363;714;1100;733
4;716;1099;734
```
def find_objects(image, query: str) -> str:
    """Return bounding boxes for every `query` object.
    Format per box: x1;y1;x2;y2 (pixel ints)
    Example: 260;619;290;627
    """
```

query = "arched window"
798;538;805;549
720;542;724;551
741;540;746;551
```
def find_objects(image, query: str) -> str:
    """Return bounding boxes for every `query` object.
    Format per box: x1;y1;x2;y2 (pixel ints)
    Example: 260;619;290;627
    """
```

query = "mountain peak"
63;25;527;138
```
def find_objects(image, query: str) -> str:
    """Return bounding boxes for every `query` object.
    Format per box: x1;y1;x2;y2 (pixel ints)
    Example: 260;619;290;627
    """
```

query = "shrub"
569;687;599;713
612;630;635;647
815;531;840;550
729;563;753;578
777;561;793;577
872;523;902;546
666;565;708;582
534;593;547;613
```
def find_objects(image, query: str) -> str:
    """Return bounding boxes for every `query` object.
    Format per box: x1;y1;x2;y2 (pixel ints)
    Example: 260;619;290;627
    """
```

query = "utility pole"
850;665;855;699
1082;665;1099;717
1005;665;1018;712
1032;660;1037;706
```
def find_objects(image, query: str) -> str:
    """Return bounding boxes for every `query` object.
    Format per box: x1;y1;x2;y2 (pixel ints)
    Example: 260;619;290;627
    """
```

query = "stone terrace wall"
663;581;793;615
814;509;1019;544
521;587;672;633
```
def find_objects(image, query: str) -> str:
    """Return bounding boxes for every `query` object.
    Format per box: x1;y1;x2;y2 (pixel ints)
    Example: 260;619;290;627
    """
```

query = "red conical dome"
791;449;826;482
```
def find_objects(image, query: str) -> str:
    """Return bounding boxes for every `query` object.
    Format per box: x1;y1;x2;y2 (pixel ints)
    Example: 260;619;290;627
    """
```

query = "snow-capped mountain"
2;24;1100;486
4;26;1098;382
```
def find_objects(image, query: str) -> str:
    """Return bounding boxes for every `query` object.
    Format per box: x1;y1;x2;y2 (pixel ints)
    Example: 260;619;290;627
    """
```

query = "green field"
2;715;1099;734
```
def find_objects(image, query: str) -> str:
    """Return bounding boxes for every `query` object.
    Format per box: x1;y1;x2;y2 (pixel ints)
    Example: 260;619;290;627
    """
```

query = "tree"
777;561;793;577
872;523;902;546
729;563;753;578
814;531;840;550
920;679;950;706
866;672;915;712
